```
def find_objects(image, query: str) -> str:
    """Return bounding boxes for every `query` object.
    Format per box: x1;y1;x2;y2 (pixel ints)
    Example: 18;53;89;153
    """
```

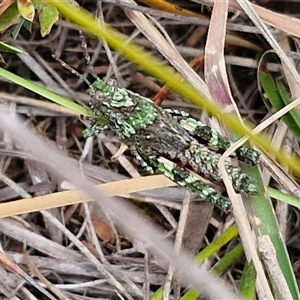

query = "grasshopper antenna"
52;30;100;88
79;30;100;81
52;53;92;88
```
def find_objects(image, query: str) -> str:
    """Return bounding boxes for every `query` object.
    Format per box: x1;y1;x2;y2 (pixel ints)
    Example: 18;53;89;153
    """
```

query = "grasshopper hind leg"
155;157;231;212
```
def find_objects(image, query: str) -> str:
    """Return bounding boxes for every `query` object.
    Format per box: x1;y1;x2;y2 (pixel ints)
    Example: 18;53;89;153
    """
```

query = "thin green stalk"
239;262;257;300
0;67;90;116
194;224;239;264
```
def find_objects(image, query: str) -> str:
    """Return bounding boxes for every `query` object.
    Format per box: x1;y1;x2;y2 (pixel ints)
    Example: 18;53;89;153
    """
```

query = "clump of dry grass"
0;1;299;299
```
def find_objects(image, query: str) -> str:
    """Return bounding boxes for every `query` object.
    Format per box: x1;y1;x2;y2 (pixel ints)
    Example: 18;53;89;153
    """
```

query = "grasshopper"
83;80;259;211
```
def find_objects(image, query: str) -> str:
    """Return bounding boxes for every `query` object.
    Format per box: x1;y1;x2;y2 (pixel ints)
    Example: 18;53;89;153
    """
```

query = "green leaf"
22;17;32;31
11;16;25;39
17;0;34;22
259;70;300;142
37;4;59;37
0;41;24;54
0;3;20;33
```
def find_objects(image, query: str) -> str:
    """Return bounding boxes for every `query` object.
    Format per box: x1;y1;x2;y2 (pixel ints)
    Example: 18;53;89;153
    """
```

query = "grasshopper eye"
93;89;105;104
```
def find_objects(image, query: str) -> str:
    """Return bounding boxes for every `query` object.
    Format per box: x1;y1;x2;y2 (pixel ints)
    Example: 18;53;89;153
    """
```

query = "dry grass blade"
164;191;191;299
0;175;176;218
199;0;300;38
0;252;57;300
219;96;300;300
39;210;139;300
206;2;273;299
237;0;300;87
258;235;292;299
26;253;70;300
231;0;300;38
205;0;237;111
122;0;211;98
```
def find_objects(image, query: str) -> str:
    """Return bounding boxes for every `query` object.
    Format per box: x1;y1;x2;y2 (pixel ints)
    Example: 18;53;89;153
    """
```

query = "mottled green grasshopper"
54;31;259;212
83;80;259;211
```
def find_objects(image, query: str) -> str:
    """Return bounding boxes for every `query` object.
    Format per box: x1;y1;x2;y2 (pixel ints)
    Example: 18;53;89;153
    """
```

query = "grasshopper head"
90;80;135;109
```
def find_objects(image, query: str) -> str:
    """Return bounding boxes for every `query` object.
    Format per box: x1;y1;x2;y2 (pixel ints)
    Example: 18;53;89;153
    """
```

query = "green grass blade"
0;67;91;116
213;244;244;274
267;187;300;209
259;70;300;141
276;78;300;129
243;164;299;299
181;244;246;300
194;224;239;263
239;262;257;300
